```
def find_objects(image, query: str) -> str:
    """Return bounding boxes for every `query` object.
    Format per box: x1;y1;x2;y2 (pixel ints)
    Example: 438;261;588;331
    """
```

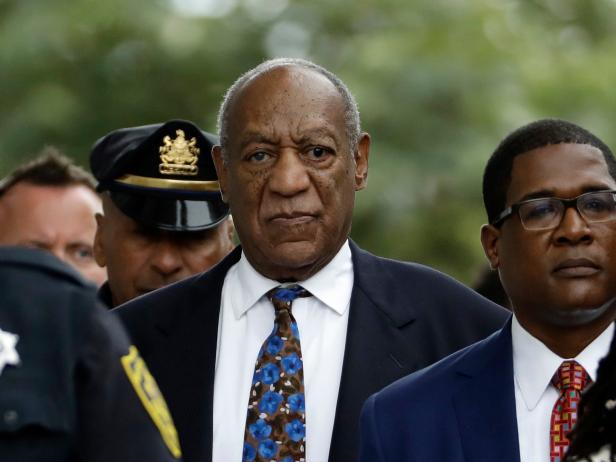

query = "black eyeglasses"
492;190;616;230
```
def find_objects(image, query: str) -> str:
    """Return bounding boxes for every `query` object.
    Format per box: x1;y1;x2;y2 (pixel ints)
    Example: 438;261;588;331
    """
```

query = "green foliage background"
2;0;616;283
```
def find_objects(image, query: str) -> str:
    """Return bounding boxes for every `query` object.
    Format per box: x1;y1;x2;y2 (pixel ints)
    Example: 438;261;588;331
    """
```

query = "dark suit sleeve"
359;394;386;462
74;305;182;462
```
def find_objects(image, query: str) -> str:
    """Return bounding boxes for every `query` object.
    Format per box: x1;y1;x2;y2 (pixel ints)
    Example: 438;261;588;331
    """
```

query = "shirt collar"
231;240;354;320
512;314;614;411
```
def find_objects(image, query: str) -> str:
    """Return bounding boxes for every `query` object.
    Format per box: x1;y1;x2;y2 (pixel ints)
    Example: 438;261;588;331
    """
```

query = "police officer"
90;120;234;308
0;246;182;461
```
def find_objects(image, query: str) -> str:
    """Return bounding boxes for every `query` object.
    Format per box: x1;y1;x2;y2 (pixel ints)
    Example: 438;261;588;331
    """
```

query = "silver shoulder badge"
0;327;20;376
159;129;200;176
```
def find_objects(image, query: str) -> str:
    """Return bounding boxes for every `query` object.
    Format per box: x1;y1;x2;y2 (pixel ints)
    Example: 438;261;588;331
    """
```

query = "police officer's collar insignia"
159;129;200;176
0;328;20;375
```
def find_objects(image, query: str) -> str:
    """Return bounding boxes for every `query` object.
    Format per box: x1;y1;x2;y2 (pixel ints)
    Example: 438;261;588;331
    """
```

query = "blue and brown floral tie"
242;285;310;462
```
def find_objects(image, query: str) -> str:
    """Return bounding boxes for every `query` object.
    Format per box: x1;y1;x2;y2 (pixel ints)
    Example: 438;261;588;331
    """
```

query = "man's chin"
546;296;616;327
273;248;319;270
263;241;332;281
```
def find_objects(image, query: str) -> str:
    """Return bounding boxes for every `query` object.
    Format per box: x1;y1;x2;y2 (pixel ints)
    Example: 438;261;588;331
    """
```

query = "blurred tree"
2;0;616;282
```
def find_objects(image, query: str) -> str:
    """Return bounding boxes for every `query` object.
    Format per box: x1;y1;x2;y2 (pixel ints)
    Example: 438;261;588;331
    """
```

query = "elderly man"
0;150;106;286
359;119;616;462
117;59;507;462
90;119;234;308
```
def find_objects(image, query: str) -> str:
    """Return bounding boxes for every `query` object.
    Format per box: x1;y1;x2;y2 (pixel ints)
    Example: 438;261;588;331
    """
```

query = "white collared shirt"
212;241;354;462
512;315;614;462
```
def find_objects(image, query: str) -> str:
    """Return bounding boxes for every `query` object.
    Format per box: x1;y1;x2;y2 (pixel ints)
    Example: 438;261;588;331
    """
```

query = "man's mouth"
553;258;601;277
268;212;317;225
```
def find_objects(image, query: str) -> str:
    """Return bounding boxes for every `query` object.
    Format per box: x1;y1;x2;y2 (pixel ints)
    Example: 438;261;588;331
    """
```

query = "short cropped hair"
0;147;96;198
216;58;361;156
482;119;616;224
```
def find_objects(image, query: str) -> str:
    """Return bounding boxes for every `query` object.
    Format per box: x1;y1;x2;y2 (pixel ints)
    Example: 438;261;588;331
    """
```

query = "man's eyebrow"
517;190;555;202
239;132;278;150
580;184;616;193
238;129;340;150
25;240;52;250
516;185;615;202
67;241;94;247
293;128;339;147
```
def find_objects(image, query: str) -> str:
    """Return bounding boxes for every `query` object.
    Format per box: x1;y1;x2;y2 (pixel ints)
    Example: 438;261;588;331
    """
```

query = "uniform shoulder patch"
121;345;182;458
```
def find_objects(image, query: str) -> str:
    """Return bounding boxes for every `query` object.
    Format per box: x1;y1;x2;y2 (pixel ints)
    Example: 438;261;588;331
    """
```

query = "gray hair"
216;58;361;158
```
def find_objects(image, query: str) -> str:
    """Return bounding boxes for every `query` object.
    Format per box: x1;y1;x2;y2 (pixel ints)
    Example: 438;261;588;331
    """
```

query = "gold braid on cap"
115;174;220;192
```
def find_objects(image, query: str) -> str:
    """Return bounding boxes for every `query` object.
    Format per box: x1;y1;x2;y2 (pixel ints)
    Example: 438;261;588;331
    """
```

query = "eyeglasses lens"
518;192;616;230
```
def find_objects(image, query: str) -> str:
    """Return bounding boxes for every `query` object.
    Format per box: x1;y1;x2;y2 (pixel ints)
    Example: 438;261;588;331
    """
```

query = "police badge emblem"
0;327;20;376
159;129;200;176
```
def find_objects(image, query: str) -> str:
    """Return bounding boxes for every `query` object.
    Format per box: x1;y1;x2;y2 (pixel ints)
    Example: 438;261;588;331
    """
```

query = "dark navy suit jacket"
116;241;508;462
359;318;519;462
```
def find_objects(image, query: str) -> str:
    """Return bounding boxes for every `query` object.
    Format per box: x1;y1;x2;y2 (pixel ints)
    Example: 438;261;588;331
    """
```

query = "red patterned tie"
549;360;592;462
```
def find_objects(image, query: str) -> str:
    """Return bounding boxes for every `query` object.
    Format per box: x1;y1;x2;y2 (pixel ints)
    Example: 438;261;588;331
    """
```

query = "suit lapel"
152;247;242;462
328;241;420;461
453;321;520;462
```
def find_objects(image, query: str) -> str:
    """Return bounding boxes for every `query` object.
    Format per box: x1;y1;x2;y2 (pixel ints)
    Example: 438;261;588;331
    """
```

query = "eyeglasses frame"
491;189;616;230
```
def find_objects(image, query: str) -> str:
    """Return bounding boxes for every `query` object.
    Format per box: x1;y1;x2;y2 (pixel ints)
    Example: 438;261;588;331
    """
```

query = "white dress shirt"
512;315;614;462
212;241;353;462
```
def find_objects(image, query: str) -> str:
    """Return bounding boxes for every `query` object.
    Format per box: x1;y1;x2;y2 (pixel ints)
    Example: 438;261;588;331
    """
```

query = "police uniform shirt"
0;247;182;462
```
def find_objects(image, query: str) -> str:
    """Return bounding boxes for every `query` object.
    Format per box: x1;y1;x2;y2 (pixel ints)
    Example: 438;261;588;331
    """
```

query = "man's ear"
212;145;229;203
224;216;236;250
93;213;107;268
480;224;500;270
354;133;370;191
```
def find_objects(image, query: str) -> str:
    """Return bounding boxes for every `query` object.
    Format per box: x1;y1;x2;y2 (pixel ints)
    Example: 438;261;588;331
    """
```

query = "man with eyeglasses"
359;119;616;462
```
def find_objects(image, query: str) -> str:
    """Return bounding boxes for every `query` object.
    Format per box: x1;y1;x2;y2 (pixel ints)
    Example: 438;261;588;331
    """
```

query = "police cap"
90;119;229;232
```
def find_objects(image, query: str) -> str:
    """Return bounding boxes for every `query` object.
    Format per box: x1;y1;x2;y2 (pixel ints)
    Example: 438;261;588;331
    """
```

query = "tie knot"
267;285;310;311
551;360;591;392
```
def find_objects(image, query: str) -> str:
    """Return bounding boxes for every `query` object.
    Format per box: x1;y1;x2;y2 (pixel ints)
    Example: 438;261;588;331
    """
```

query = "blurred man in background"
0;149;106;286
90;119;234;308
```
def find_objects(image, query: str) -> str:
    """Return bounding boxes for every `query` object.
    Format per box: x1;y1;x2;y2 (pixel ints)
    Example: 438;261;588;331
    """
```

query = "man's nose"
553;206;593;245
149;241;184;276
267;150;311;197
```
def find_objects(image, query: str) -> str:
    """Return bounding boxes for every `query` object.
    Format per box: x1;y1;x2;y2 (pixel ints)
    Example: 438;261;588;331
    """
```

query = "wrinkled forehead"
227;66;346;139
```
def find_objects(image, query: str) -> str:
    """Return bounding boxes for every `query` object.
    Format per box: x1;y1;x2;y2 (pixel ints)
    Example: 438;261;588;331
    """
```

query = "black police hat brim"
110;190;230;232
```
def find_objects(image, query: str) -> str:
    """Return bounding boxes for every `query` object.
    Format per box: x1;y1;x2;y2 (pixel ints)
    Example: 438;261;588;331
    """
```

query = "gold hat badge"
159;129;200;176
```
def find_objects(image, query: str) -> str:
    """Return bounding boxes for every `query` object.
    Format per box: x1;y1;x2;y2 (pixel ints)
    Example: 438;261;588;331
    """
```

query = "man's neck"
515;311;615;358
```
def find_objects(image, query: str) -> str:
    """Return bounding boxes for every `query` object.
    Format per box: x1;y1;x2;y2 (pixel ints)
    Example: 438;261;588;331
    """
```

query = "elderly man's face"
213;66;370;281
94;196;235;307
0;182;106;285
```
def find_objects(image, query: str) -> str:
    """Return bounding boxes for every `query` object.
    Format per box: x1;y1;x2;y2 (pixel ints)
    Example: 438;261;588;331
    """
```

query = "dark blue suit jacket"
359;318;519;462
116;241;508;462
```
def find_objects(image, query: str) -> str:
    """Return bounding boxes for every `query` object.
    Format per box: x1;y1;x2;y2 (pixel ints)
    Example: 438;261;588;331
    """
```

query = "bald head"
216;58;361;157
